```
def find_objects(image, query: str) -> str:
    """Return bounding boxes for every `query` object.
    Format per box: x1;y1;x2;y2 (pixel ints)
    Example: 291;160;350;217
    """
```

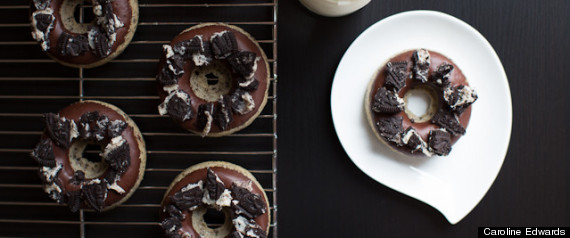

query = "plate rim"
330;10;512;224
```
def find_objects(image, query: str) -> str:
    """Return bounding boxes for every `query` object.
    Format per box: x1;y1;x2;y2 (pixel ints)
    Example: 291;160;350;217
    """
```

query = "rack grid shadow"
0;0;278;237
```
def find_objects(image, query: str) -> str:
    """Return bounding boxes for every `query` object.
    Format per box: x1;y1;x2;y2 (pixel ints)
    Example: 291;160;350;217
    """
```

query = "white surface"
299;0;371;17
330;10;512;224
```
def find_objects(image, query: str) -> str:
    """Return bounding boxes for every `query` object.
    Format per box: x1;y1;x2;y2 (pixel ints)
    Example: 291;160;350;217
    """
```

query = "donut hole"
68;141;108;179
60;0;95;34
203;208;226;228
191;206;233;237
73;1;96;24
403;86;439;123
190;61;233;102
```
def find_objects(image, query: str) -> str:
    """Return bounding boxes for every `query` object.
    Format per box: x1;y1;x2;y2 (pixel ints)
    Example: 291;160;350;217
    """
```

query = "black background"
278;1;569;237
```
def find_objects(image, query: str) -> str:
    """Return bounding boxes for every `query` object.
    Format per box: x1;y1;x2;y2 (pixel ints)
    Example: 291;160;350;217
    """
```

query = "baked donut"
365;49;478;157
156;23;270;137
160;161;270;238
30;0;138;68
30;100;146;212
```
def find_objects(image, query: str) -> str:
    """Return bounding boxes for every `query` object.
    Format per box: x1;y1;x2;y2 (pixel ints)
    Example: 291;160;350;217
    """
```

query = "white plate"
331;10;512;224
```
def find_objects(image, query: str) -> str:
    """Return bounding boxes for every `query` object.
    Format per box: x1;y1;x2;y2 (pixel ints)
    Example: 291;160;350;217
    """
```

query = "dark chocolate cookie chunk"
372;87;404;114
44;113;72;148
34;13;53;32
78;111;109;141
385;61;408;91
402;127;423;153
431;109;465;135
161;216;182;237
428;129;452;156
412;49;431;83
228;51;258;79
375;116;404;144
230;89;255;115
166;91;194;122
166;54;185;76
57;33;89;57
107;120;127;138
33;0;51;10
92;28;111;57
433;62;454;86
214;95;233;130
205;169;226;201
104;169;118;185
105;142;130;174
196;103;214;131
32;138;56;167
171;186;204;211
211;31;238;59
443;85;478;114
231;183;266;219
82;182;108;212
70;170;85;185
66;190;82;212
158;65;178;86
165;204;184;220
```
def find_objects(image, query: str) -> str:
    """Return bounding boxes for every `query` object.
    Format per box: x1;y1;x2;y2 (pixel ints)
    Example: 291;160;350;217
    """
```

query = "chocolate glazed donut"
156;23;270;137
31;100;146;212
160;161;270;238
30;0;138;68
365;49;478;157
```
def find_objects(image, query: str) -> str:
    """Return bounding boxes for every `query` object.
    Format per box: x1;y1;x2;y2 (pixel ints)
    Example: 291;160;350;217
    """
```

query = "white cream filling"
181;180;204;193
192;53;211;66
239;77;256;88
246;229;261;238
113;14;124;28
200;111;213;137
31;8;54;51
241;92;255;114
44;182;62;200
107;180;125;194
93;5;103;16
163;84;179;94
232;216;253;234
163;44;175;59
40;163;63;183
215;189;232;207
69;120;79;140
234;180;253;192
87;27;97;50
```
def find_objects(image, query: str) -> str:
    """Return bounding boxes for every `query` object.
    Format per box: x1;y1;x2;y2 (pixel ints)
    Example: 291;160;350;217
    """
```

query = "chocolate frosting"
157;24;269;135
368;50;473;156
30;0;136;65
160;166;270;238
46;101;143;209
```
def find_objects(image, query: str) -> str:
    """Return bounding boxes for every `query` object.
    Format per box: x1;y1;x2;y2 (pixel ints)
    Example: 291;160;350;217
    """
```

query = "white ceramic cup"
299;0;371;17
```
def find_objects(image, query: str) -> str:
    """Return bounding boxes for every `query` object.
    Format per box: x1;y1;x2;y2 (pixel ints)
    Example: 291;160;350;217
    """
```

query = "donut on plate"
30;0;138;68
365;49;478;157
31;100;146;212
160;161;270;238
156;23;270;137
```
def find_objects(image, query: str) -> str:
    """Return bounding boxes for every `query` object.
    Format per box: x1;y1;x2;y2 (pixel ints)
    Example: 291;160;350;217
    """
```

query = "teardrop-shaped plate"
331;10;512;224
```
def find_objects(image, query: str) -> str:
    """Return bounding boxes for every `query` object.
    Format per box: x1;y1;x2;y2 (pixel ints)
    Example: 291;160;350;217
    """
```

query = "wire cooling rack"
0;0;278;237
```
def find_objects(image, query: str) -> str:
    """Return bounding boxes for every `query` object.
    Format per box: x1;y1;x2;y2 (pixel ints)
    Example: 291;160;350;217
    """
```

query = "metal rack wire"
0;0;278;237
